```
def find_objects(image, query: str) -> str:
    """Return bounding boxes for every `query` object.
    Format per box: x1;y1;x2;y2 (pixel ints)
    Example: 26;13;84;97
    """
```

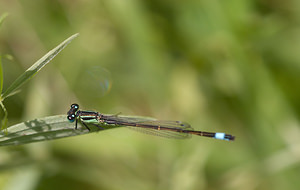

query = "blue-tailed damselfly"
67;103;235;141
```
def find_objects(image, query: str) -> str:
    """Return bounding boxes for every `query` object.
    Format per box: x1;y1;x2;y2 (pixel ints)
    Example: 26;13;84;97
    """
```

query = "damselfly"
67;104;235;141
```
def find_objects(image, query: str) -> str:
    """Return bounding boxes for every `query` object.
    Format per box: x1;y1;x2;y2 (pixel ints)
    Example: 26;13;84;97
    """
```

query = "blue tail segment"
214;132;235;141
215;133;225;140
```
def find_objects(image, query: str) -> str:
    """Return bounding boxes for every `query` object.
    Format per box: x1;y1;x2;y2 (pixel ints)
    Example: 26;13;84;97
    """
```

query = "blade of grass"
0;13;7;130
0;56;3;95
0;13;8;28
0;101;8;132
0;115;120;146
1;33;79;100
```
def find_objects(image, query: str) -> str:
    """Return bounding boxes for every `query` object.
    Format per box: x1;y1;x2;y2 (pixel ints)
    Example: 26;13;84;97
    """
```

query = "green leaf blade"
0;56;3;95
2;33;79;99
0;115;118;146
0;13;8;28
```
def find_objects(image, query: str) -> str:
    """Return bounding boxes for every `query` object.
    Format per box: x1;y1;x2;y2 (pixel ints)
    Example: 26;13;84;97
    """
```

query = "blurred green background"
1;0;300;190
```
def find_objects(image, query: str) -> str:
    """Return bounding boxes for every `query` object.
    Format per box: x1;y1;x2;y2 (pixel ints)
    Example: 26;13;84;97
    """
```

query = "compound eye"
71;103;79;109
67;114;75;122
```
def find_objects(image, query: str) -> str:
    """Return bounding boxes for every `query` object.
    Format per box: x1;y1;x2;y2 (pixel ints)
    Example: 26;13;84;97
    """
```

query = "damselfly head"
67;104;79;122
